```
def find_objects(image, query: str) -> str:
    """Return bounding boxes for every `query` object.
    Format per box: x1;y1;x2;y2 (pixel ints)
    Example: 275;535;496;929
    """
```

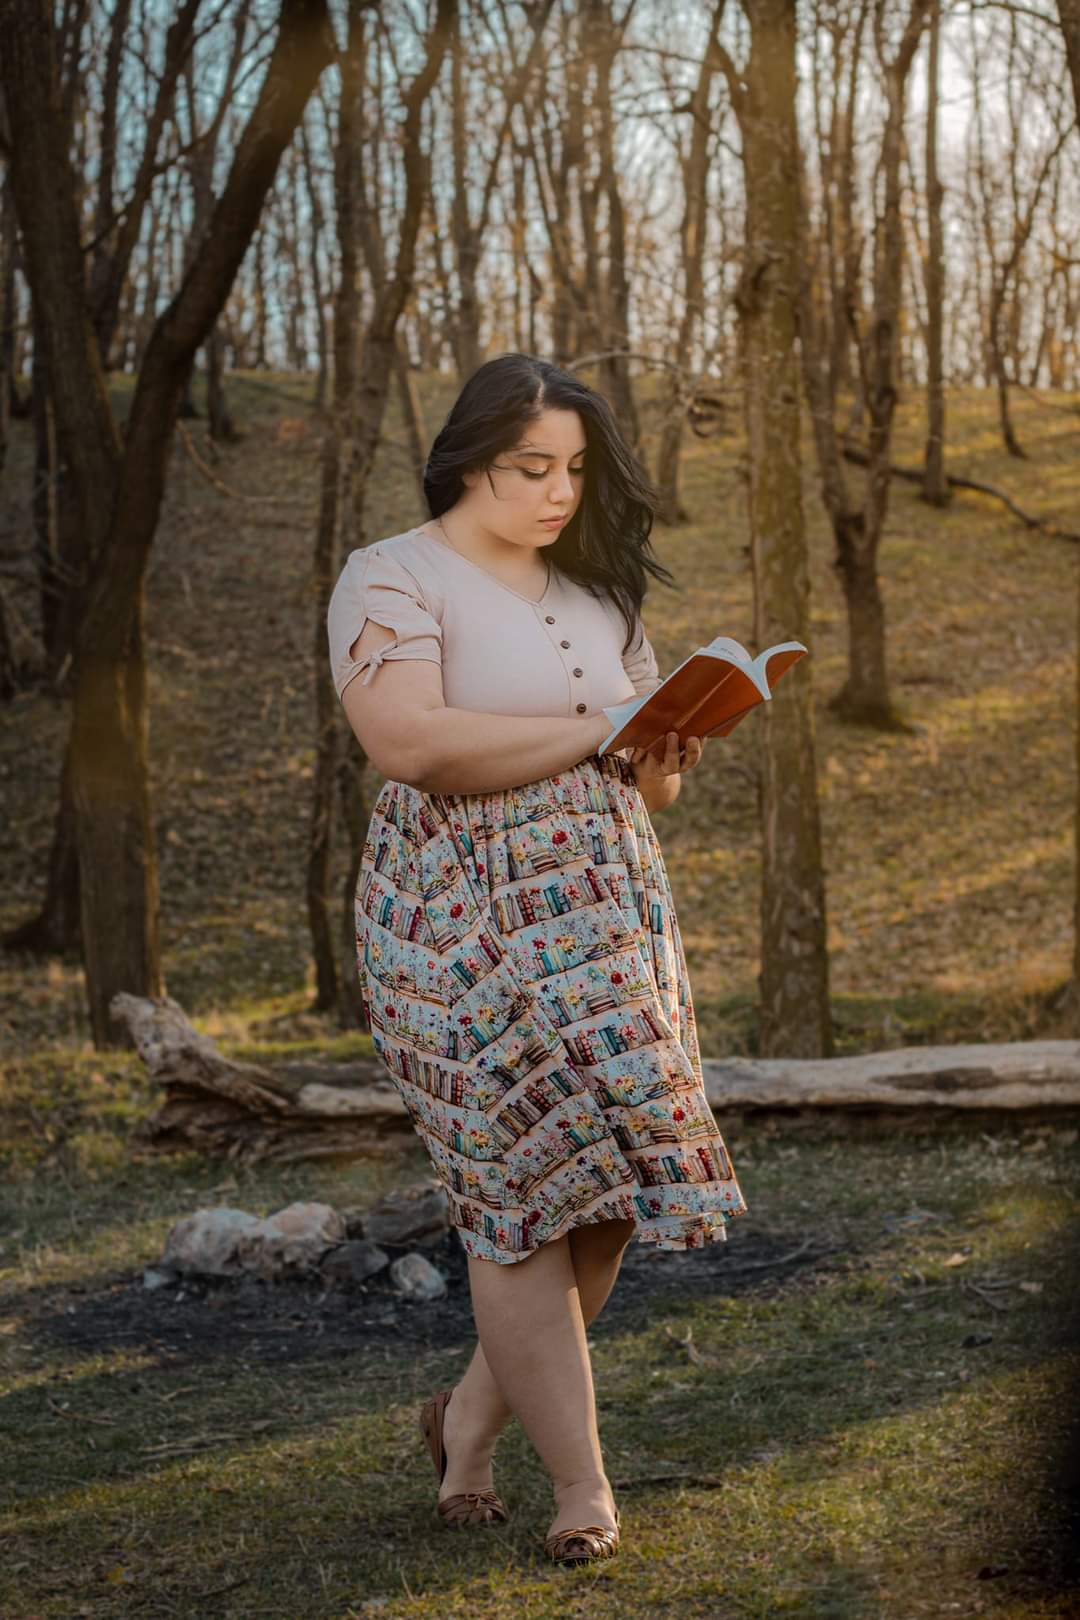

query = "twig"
173;418;306;508
46;1397;116;1426
187;1575;253;1601
841;443;1080;543
962;1278;1012;1312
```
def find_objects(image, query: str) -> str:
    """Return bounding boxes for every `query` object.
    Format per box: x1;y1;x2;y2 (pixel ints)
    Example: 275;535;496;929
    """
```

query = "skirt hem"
452;1197;748;1266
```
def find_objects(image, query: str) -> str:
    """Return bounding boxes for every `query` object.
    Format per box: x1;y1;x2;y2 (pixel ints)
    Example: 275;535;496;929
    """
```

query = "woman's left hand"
629;731;704;786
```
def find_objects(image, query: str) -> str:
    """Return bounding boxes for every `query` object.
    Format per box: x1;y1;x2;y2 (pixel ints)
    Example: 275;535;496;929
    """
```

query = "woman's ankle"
552;1472;614;1503
548;1473;617;1531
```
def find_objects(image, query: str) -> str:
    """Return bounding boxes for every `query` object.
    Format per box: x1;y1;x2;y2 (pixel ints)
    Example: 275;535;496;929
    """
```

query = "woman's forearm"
411;707;611;795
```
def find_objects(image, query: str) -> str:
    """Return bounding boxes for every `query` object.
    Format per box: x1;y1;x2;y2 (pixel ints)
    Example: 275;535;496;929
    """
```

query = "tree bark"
1057;0;1080;1032
309;0;365;1017
922;0;947;504
718;0;833;1061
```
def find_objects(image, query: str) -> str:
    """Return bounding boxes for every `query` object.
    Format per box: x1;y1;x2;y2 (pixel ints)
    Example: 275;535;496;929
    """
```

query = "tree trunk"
798;0;928;730
655;0;724;525
922;0;948;504
724;0;833;1061
351;0;453;511
588;0;639;445
308;0;364;1017
206;323;237;443
393;333;428;508
1056;0;1080;1033
300;114;329;412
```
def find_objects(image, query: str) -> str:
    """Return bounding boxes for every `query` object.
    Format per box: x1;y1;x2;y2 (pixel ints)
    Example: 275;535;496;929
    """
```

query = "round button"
572;668;583;678
545;615;556;624
560;640;570;649
576;702;587;713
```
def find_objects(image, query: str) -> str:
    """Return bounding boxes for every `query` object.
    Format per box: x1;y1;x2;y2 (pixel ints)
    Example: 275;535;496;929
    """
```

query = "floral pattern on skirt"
355;748;749;1264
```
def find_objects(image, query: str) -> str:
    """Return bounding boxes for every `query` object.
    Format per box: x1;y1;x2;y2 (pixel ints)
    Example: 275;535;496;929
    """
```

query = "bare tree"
445;0;554;380
968;6;1073;457
306;0;454;1025
655;0;727;524
798;0;931;729
715;0;833;1060
0;0;335;1045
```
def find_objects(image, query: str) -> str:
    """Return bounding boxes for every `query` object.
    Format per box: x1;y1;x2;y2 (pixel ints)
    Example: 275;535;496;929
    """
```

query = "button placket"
540;609;588;715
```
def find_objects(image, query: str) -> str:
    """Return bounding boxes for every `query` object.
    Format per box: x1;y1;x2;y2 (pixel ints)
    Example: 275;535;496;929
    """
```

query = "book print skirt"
356;748;749;1265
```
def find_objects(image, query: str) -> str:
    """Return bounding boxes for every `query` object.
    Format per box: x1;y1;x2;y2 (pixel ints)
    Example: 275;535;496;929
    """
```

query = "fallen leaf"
943;1251;970;1267
1018;1280;1043;1294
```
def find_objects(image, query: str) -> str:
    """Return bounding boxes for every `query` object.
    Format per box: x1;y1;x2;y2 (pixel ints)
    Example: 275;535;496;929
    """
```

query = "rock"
142;1266;179;1291
389;1252;448;1302
160;1201;345;1280
235;1201;346;1280
364;1181;450;1248
161;1207;266;1276
320;1240;391;1286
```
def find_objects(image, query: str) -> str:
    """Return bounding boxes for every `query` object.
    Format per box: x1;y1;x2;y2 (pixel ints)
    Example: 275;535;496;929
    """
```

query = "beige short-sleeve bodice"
327;527;662;720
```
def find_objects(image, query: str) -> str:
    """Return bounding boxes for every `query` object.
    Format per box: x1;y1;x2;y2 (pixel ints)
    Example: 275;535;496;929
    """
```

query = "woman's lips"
539;516;566;527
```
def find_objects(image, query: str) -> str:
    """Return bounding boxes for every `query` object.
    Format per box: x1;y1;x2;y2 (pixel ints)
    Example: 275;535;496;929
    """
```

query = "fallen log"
113;993;1080;1165
114;992;411;1166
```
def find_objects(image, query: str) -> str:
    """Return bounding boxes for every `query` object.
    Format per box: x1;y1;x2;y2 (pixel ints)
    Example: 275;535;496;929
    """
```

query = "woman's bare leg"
438;1216;635;1521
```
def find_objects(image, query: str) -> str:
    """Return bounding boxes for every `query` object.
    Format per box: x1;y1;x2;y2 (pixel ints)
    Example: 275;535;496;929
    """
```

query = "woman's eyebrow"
510;444;588;459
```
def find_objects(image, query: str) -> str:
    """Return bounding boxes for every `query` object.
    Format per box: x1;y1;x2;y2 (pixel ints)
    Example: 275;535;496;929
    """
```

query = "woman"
327;353;748;1566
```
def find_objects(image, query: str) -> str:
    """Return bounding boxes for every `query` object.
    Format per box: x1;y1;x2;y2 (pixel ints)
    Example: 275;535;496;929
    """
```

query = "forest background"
0;2;1078;1617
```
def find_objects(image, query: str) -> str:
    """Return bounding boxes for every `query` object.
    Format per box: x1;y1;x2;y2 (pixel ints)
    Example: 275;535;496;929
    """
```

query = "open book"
598;634;808;757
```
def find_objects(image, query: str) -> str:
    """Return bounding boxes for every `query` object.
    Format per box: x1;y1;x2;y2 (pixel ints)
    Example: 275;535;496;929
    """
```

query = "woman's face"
465;407;587;548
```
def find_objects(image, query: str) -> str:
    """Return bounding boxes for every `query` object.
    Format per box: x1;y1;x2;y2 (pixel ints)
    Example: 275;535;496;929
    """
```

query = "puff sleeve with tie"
327;544;444;701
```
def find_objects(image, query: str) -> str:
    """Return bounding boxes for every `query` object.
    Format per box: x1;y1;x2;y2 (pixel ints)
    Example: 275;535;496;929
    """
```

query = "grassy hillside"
1;372;1074;1081
0;373;1077;1618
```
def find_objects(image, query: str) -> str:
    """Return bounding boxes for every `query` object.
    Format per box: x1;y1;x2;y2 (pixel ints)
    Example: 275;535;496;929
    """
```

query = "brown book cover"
598;635;808;756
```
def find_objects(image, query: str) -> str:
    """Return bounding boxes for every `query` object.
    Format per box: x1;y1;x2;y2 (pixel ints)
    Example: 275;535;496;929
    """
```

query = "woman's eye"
519;465;587;481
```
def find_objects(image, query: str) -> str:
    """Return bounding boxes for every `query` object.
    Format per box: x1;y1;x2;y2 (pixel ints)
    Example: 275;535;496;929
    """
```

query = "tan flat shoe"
418;1387;509;1529
545;1506;621;1566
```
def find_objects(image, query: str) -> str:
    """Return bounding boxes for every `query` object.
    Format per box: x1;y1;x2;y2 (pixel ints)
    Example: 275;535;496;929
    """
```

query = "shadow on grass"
3;1195;1079;1618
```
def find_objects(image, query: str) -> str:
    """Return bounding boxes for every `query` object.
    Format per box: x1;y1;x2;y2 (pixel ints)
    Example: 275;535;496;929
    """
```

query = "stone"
389;1252;448;1302
234;1201;346;1280
141;1266;179;1291
160;1201;345;1280
319;1240;391;1286
363;1181;449;1248
161;1207;266;1277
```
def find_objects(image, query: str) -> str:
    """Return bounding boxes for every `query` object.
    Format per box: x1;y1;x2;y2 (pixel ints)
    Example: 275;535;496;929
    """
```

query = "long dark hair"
422;353;676;653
